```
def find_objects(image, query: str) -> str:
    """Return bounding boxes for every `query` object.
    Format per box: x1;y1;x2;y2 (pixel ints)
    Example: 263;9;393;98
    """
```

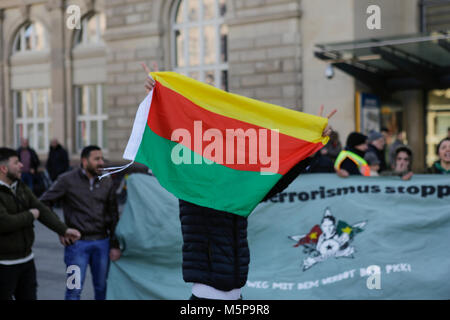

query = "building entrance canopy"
315;32;450;94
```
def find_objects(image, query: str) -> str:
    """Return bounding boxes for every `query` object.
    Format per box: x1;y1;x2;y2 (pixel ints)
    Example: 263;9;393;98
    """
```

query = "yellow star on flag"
309;232;318;240
341;226;353;234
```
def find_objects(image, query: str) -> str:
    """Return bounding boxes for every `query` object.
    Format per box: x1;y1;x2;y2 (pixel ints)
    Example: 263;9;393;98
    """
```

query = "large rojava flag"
123;72;329;217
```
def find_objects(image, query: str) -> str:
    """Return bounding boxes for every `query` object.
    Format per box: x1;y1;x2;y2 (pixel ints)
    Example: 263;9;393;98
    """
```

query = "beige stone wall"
301;0;355;143
47;0;66;157
105;0;304;161
354;0;420;39
227;0;302;110
104;0;162;161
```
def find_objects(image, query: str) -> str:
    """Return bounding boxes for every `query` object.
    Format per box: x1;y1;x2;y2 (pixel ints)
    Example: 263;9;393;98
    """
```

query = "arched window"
11;22;51;152
172;0;228;90
13;89;53;153
73;13;106;47
12;21;47;53
74;84;108;150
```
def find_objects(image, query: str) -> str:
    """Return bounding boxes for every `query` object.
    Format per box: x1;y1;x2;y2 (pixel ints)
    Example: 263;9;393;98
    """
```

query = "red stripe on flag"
147;82;323;174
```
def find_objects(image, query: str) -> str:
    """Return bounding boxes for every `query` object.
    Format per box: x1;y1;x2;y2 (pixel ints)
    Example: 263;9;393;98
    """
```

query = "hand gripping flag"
122;72;329;217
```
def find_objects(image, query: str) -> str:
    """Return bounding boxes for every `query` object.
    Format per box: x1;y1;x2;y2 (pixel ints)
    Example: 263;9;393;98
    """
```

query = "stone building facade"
0;0;305;163
0;0;447;171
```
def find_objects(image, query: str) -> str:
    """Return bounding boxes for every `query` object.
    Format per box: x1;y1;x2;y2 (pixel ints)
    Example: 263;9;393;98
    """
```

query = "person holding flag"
136;63;336;300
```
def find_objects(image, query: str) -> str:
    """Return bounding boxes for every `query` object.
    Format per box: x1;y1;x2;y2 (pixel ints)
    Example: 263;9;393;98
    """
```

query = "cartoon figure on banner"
289;207;367;271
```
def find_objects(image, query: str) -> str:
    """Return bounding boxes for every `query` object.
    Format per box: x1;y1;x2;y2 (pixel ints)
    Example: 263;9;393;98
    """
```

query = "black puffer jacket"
180;200;249;291
46;144;69;181
179;157;311;291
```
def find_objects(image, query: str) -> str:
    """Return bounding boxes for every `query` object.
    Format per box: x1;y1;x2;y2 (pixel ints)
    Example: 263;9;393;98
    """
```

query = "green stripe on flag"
135;125;282;217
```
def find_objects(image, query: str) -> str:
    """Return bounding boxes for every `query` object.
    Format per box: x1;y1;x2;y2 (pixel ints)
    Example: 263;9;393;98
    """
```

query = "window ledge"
10;50;50;66
72;44;107;60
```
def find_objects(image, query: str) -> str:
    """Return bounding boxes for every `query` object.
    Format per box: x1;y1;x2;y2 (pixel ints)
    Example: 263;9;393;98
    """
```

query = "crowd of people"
1;126;448;301
308;128;450;178
15;138;70;197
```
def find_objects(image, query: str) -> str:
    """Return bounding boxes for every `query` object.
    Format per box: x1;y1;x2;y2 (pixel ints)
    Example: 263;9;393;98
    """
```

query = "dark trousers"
0;260;37;300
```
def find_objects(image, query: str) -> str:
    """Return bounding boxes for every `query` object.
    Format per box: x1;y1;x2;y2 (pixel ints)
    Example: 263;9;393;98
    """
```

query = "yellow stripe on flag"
150;72;329;144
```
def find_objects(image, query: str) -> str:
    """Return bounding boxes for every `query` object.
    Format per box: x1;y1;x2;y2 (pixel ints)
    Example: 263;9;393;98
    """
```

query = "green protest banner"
107;173;450;299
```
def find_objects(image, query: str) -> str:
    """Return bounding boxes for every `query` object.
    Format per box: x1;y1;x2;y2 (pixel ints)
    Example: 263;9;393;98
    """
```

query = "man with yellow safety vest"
334;132;370;177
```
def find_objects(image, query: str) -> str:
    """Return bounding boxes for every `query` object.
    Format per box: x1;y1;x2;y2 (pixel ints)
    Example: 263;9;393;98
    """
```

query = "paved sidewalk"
33;209;94;300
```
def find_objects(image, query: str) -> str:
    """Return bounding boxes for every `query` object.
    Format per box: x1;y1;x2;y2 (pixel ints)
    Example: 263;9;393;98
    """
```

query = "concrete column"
64;55;75;156
47;0;66;146
104;0;159;161
399;90;425;172
301;0;355;142
3;63;11;148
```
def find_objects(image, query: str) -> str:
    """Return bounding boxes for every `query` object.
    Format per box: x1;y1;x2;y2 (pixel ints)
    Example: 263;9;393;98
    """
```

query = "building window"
12;22;48;53
73;13;106;47
420;0;450;32
172;0;228;90
74;84;108;150
13;89;52;152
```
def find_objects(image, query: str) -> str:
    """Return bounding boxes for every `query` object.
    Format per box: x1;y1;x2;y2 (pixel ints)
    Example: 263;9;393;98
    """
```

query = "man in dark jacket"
40;145;121;300
0;148;80;300
46;139;69;182
143;64;335;299
17;138;40;192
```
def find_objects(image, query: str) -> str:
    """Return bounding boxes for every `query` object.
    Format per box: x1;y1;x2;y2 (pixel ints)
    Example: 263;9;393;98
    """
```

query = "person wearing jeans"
64;238;110;300
40;145;121;300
